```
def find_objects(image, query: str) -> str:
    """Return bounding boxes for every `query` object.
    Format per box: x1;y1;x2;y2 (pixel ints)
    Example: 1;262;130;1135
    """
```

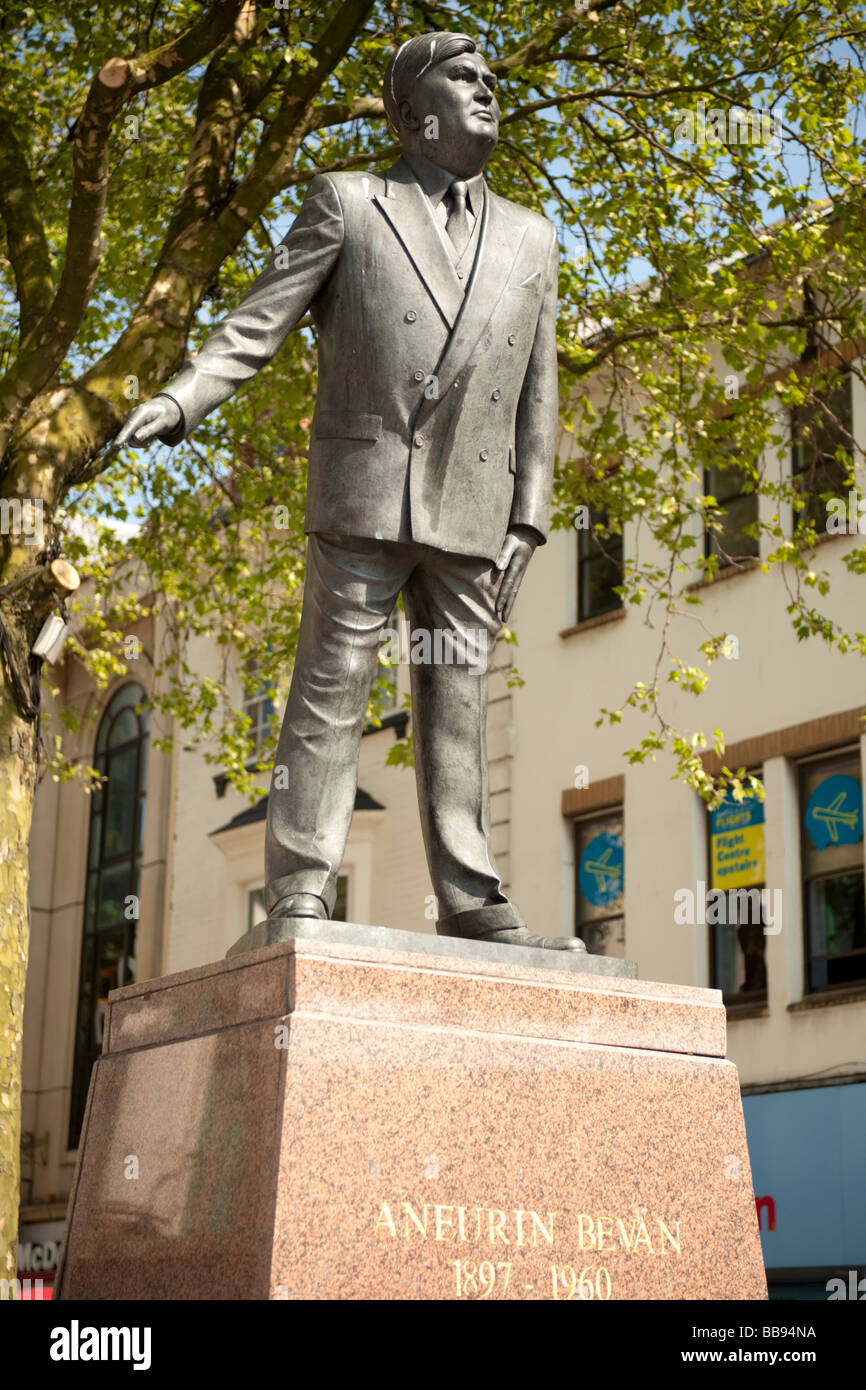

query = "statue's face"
403;50;500;174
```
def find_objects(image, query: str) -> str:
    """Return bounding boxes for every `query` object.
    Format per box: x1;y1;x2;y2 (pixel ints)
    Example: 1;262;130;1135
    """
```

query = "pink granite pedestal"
56;926;766;1300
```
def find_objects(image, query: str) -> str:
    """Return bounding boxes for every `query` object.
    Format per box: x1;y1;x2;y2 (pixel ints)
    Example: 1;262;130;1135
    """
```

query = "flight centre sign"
710;796;765;889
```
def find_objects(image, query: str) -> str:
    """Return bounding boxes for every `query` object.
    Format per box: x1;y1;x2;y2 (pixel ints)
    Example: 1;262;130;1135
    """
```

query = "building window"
792;372;853;530
577;507;623;623
69;683;149;1149
242;659;276;755
709;785;767;1002
704;454;759;568
574;810;625;956
246;874;349;932
800;749;865;992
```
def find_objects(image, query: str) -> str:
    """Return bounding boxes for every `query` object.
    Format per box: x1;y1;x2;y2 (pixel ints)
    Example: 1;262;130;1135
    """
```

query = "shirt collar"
403;153;485;216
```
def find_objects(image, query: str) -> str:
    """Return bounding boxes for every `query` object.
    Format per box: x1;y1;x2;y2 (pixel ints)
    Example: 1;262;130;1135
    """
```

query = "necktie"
445;180;472;257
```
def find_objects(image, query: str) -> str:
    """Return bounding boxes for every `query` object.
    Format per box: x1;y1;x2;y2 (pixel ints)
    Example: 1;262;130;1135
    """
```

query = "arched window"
68;683;149;1148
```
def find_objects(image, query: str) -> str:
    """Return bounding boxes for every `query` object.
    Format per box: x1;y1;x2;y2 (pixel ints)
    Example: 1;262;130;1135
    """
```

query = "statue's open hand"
115;396;181;448
494;526;538;624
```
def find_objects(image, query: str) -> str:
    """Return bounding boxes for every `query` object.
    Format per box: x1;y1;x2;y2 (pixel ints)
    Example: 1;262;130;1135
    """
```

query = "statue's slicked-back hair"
383;31;477;132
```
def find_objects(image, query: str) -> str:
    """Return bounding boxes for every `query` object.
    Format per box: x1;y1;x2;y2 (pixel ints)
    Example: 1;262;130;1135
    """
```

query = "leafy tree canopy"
1;0;865;793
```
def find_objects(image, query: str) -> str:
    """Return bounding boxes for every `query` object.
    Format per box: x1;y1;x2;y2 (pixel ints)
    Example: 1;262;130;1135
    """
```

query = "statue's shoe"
474;925;587;951
269;892;329;920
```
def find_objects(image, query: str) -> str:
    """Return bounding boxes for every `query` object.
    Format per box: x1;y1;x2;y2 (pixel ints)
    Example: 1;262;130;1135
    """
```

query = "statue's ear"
397;98;420;133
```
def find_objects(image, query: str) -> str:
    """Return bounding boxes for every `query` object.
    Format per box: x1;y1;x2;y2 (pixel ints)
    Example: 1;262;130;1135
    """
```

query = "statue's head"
383;32;499;177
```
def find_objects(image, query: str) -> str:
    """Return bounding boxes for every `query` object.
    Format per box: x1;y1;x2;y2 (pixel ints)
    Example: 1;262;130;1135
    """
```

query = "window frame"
791;370;854;532
702;452;760;570
706;772;768;1006
573;806;625;957
798;744;866;996
241;658;277;757
69;682;149;1149
576;506;624;624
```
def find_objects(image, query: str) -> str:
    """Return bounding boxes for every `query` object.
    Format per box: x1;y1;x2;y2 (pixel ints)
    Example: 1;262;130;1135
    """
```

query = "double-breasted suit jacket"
158;157;559;564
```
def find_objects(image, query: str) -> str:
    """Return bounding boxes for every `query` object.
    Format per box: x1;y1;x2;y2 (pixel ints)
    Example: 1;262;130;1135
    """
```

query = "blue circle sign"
579;832;624;907
805;774;863;852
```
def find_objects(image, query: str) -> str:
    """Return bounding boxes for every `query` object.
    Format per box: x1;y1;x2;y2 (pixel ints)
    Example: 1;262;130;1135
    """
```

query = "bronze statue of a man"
119;31;584;952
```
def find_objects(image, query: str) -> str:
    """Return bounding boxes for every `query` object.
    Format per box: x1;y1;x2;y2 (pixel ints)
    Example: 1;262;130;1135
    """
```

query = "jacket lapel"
373;160;463;329
416;188;527;426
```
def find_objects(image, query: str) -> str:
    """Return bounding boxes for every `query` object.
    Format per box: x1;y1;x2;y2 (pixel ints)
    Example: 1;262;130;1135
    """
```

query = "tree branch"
4;0;378;498
213;0;377;249
0;110;54;342
0;0;249;444
489;0;623;78
288;144;399;186
123;0;251;96
304;96;386;133
558;310;844;379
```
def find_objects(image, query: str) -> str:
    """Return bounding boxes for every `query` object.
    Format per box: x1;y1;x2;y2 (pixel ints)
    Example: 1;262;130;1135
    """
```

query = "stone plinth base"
56;923;766;1300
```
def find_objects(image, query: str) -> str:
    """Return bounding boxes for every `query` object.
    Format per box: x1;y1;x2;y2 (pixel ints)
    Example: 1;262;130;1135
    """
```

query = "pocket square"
518;270;541;287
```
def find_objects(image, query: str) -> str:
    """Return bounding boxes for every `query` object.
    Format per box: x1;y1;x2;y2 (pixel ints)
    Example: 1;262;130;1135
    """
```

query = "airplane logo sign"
579;832;624;907
805;774;864;853
812;792;860;843
583;844;617;893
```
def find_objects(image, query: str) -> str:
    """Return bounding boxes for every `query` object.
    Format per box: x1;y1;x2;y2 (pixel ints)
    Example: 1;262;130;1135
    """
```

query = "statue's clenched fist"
115;395;182;448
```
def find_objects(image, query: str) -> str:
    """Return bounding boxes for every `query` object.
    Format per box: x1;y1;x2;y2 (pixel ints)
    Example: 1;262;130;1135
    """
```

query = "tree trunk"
0;667;37;1291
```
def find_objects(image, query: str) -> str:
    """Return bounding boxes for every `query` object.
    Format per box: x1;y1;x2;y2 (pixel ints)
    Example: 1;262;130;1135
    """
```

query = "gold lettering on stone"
402;1202;430;1239
374;1199;559;1246
577;1214;596;1250
457;1207;483;1242
373;1198;681;1264
596;1216;616;1252
616;1218;637;1252
374;1202;397;1238
632;1218;653;1253
434;1205;455;1242
530;1212;555;1247
488;1209;510;1244
658;1219;681;1255
581;1213;686;1255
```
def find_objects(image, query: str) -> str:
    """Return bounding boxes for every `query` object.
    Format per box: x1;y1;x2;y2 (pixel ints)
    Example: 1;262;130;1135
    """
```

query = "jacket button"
413;370;425;381
491;388;501;401
414;434;425;447
507;333;516;345
479;449;489;461
406;310;417;322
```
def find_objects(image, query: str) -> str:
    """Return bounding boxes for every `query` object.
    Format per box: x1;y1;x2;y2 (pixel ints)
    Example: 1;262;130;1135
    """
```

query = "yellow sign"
710;798;765;889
